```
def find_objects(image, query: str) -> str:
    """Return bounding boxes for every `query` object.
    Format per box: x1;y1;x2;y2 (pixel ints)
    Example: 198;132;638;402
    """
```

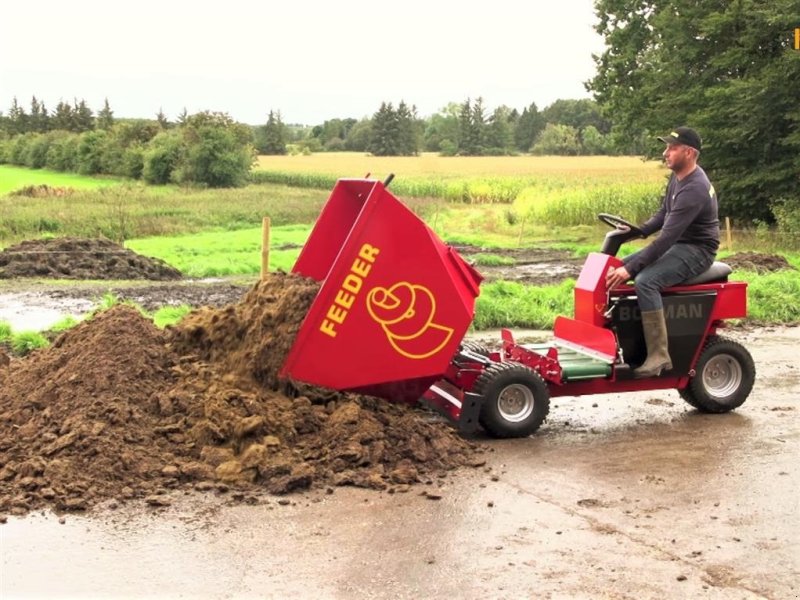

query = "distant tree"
96;98;114;130
531;123;581;155
172;111;254;187
51;100;75;131
177;107;188;126
258;110;287;155
7;97;27;135
422;103;460;153
457;99;473;154
396;100;419;155
312;118;357;148
73;99;94;132
369;102;399;156
29;96;49;133
156;107;169;129
143;129;183;184
542;99;610;134
343;118;372;152
514;102;545;152
580;125;610;155
76;130;107;174
487;105;514;154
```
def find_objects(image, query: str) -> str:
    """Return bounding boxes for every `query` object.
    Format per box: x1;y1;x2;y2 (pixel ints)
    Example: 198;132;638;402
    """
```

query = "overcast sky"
0;0;605;125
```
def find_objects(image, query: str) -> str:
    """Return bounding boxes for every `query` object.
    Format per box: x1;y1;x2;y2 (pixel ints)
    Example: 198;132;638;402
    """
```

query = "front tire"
679;336;755;413
474;362;550;438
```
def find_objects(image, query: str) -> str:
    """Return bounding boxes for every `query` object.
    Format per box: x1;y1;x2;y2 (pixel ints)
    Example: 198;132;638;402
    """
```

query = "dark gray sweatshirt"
624;166;720;278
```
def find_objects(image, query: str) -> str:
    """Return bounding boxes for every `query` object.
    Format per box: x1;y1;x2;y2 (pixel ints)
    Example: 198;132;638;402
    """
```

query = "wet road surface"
2;327;798;599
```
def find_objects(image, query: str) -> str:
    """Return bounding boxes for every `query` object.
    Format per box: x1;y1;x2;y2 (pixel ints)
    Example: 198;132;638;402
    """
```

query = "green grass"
473;279;577;329
737;269;800;324
471;253;516;266
127;224;311;277
0;164;120;195
152;305;193;328
0;321;11;342
10;330;49;355
49;315;80;332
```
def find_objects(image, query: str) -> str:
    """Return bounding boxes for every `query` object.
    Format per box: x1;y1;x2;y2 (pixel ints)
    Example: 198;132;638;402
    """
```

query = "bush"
143;130;183;184
10;133;34;165
0;137;11;163
45;132;80;171
24;133;51;168
77;130;108;175
438;139;457;156
173;114;254;187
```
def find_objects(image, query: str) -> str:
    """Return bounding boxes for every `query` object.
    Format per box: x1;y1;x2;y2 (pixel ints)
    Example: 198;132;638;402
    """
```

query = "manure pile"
0;273;480;516
0;237;182;280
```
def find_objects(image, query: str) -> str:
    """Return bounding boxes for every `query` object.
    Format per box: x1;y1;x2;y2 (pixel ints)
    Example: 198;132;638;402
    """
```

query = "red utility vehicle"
280;178;755;438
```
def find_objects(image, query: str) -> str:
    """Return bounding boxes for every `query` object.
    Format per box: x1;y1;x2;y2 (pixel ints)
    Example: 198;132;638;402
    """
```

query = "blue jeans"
626;244;715;311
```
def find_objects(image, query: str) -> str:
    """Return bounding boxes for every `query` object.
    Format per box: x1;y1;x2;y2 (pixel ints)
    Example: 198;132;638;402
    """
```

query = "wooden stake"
725;216;732;252
261;216;271;280
517;215;526;247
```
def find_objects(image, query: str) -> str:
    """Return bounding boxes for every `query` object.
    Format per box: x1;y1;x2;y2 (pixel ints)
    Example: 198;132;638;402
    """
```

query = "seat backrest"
681;261;732;286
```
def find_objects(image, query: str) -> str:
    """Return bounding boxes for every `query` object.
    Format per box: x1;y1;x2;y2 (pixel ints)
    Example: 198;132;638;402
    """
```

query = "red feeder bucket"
280;178;482;402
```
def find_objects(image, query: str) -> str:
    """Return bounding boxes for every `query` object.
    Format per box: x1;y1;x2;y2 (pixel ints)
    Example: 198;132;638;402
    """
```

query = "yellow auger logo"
366;282;454;359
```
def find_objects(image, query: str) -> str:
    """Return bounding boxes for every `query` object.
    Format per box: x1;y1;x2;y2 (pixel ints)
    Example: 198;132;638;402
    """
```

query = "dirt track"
2;325;798;599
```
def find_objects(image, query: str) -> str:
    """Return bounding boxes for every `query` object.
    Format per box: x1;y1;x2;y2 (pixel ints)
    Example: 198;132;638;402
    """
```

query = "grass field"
256;153;665;180
255;153;667;225
0;165;121;195
127;225;311;277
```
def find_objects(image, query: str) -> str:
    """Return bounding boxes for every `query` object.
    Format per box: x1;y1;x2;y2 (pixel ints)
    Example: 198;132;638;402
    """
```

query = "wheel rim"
702;353;742;402
497;383;535;423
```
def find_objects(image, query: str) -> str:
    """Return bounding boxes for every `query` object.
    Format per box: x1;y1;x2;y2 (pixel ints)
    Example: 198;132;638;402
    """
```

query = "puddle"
0;293;95;331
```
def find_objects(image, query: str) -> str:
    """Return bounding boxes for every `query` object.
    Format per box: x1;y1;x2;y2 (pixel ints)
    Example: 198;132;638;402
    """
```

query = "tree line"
0;100;253;187
0;95;620;162
278;97;616;157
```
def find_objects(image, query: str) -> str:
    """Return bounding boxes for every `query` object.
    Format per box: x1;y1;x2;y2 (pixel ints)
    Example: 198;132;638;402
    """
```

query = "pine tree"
396;101;418;156
156;108;169;129
52;100;74;131
470;97;488;155
457;99;473;155
369;102;400;156
7;97;27;135
97;98;114;130
260;110;287;155
487;105;514;154
514;102;545;152
73;99;94;132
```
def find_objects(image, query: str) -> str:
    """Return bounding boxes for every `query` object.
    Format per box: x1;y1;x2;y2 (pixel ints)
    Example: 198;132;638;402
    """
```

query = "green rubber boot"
634;308;673;378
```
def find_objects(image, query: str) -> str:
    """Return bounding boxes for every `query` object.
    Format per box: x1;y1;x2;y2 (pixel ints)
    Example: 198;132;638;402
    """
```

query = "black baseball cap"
658;126;702;151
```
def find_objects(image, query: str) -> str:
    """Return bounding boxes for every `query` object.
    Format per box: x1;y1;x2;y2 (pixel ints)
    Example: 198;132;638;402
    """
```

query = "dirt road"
2;326;797;599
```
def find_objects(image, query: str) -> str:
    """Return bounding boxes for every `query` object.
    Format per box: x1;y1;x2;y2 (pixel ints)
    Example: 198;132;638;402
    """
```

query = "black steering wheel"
598;213;644;237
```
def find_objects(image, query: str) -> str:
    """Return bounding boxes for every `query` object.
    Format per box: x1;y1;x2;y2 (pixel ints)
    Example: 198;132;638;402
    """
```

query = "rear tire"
459;341;492;357
679;336;755;413
474;362;550;438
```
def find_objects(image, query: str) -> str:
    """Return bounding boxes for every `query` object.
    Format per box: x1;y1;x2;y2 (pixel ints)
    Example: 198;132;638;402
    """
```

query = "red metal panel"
575;252;620;325
281;180;483;401
292;179;377;281
553;316;617;362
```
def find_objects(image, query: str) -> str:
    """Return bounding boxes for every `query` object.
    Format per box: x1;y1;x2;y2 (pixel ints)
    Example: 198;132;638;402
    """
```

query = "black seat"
681;261;732;285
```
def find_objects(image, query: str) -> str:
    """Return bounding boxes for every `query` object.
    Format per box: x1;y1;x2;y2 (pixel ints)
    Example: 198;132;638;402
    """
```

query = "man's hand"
606;265;631;289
